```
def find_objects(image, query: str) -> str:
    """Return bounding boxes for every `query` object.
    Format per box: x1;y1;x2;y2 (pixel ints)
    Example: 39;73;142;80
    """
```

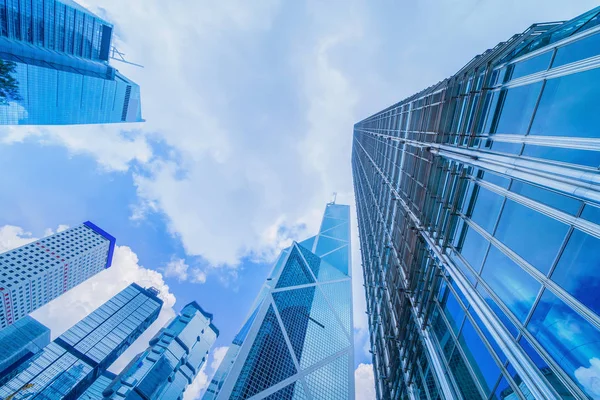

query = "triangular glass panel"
273;287;350;370
262;380;308;400
269;248;290;281
319;281;352;335
321;245;349;275
230;305;297;399
297;243;321;279
314;258;347;282
304;353;350;400
320;222;349;242
320;217;345;232
314;236;346;257
324;205;349;220
276;247;315;289
299;236;316;253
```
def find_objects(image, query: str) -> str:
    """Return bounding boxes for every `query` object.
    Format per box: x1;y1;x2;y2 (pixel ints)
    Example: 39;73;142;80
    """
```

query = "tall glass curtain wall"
353;7;600;400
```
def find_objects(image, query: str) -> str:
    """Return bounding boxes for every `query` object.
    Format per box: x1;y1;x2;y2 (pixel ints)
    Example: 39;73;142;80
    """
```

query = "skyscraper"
0;221;116;328
205;202;354;400
0;316;50;384
77;372;116;400
104;301;218;400
0;283;163;400
353;6;600;400
0;0;142;125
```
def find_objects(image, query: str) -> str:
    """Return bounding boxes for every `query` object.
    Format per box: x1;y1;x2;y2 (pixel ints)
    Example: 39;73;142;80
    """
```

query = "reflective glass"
476;284;518;338
457;318;500;395
468;309;506;364
509;51;552;80
493;82;543;135
510;180;581;215
552;229;600;315
581;204;600;225
448;349;484;399
480;170;511;189
264;381;307;399
321;246;349;275
431;306;455;361
491;376;513;400
530;68;600;138
522;144;600;168
490;140;522;155
314;236;346;256
469;185;504;233
527;290;600;397
319;280;352;335
320;222;349;242
275;248;314;289
440;287;465;334
459;225;489;272
449;251;477;285
304;353;349;400
494;199;569;274
553;32;600;67
481;245;540;322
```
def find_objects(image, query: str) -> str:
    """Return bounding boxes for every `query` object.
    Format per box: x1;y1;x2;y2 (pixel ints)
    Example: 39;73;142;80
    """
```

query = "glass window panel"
530;68;600;138
519;337;575;399
480;170;510;189
553;32;600;68
493;82;543;135
459;225;489;272
449;250;477;285
489;140;522;155
581;204;600;225
448;348;484;399
552;229;600;315
476;284;519;338
431;306;455;361
481;245;540;322
509;51;552;80
469;185;504;233
491;376;514;400
522;144;600;168
510;180;581;215
468;309;506;364
494;199;569;274
527;289;600;398
458;318;500;395
483;91;500;133
440;288;466;335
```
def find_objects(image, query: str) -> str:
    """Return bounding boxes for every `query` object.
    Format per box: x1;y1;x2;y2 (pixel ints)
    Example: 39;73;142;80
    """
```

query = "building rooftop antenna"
332;192;337;204
110;47;144;68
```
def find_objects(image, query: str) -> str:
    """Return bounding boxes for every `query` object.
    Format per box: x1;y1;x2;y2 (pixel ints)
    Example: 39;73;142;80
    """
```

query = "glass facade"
104;301;218;400
0;283;162;400
0;221;116;329
204;203;354;400
0;0;142;124
0;316;50;384
77;372;116;400
353;6;600;400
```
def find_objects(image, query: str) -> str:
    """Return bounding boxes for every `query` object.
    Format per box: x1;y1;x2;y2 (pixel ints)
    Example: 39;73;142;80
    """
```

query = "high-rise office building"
353;6;600;400
0;283;163;400
0;0;142;125
0;316;50;384
104;301;218;399
78;372;116;400
0;221;116;328
205;203;354;400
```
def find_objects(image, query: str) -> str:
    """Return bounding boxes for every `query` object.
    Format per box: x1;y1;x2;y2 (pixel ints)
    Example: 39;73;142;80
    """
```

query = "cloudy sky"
0;0;597;398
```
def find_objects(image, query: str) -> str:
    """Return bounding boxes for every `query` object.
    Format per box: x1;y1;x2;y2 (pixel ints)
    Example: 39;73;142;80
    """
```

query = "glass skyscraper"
0;283;163;400
353;6;600;400
0;0;142;125
77;372;116;400
104;301;218;399
0;221;116;329
204;203;354;400
0;316;50;383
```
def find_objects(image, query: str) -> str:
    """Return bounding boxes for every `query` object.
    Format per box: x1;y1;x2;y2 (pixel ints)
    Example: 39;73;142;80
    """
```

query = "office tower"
0;221;115;328
205;203;354;400
104;302;218;399
78;372;116;400
353;5;600;400
0;316;50;383
0;283;163;400
0;0;142;125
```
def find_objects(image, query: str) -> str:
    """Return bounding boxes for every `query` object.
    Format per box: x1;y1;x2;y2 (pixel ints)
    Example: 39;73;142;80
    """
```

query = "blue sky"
0;1;598;399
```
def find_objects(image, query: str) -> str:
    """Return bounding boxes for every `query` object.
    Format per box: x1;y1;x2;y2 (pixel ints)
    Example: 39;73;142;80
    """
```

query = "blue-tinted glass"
476;284;519;338
491;376;514;400
469;185;504;233
581;204;600;225
553;32;600;68
522;144;600;168
510;180;581;215
518;337;575;399
275;248;314;288
448;349;484;399
468;310;506;364
490;140;522;155
481;245;540;322
480;171;510;189
449;250;477;285
305;353;349;399
509;51;552;80
494;199;569;274
552;229;600;315
459;225;489;272
483;91;500;133
431;306;455;361
493;82;543;135
440;288;466;334
530;68;600;138
458;318;500;395
527;290;600;397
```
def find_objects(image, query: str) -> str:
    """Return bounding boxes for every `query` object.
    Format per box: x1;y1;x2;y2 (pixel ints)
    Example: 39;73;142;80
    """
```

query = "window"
459;225;489;272
510;180;581;215
457;318;500;395
553;32;600;67
492;82;543;135
508;51;552;81
494;200;569;274
469;185;504;233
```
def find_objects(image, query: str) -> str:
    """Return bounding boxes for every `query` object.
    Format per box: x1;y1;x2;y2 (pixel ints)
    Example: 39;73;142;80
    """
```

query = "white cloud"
575;358;600;399
0;224;177;374
163;257;207;284
355;363;376;400
184;363;209;400
210;346;229;371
